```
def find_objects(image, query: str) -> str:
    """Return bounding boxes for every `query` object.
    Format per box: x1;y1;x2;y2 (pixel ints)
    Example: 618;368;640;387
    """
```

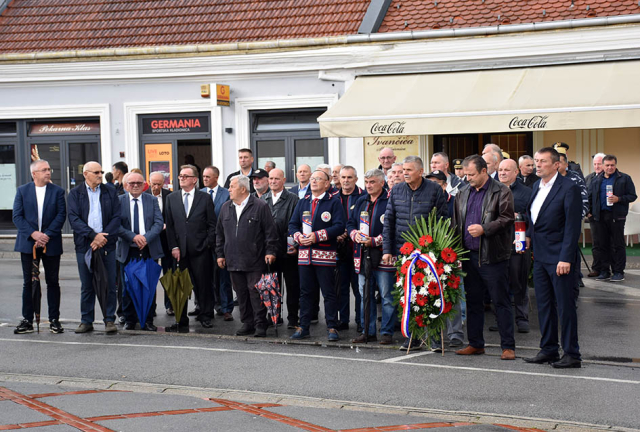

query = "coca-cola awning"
318;60;640;137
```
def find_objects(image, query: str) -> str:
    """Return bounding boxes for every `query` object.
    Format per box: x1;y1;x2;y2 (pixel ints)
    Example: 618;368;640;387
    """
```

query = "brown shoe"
501;349;516;360
105;322;118;335
455;345;485;355
223;312;234;322
379;334;393;345
351;333;377;343
587;271;600;278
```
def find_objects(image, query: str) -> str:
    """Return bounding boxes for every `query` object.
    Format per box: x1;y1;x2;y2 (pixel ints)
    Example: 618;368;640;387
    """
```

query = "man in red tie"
288;170;345;341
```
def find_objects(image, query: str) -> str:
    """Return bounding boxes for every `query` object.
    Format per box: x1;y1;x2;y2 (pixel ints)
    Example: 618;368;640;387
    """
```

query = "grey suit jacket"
116;192;164;263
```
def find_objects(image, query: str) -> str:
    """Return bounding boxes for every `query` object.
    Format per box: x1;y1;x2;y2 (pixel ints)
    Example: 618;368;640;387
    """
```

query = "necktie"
133;198;139;234
183;192;189;216
209;189;215;202
311;198;319;217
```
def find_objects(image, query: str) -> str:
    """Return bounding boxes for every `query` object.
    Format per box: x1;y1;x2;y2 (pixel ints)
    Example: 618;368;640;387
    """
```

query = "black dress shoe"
523;352;560;364
336;322;349;331
142;323;157;332
236;324;255;336
254;327;267;337
551;355;581;369
187;308;200;316
166;323;189;333
123;322;136;330
200;320;213;329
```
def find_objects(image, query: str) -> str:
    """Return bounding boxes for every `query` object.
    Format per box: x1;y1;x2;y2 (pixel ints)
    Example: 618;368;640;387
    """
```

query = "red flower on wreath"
435;262;445;276
416;260;428;269
418;235;433;247
441;248;457;264
443;301;453;314
400;242;414;255
427;281;440;296
412;273;424;287
448;275;460;289
415;315;425;327
415;294;427;307
401;260;412;275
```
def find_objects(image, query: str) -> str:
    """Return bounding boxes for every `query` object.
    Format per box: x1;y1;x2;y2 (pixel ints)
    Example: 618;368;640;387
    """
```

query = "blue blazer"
116;193;164;263
526;174;582;265
288;183;309;199
13;182;66;256
201;186;230;218
68;182;121;253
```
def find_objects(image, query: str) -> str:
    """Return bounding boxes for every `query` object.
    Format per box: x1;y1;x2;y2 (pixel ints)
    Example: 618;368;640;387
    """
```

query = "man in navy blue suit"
68;161;121;335
202;165;234;321
523;147;582;368
13;159;67;334
116;172;164;331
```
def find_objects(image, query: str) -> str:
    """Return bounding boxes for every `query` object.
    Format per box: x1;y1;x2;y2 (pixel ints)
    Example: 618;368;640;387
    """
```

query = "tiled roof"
0;0;370;53
378;0;640;32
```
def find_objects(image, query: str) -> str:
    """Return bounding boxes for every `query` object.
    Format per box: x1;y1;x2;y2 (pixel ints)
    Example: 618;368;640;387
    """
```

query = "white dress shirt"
233;195;250;222
207;185;219;203
271;189;283;206
35;185;46;231
152;191;163;213
530;172;558;224
129;194;146;236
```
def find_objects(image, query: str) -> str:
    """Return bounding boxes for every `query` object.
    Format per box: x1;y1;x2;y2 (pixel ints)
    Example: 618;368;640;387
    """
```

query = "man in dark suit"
223;148;255;193
146;171;173;315
202;165;234;321
518;155;540;188
117;172;164;331
12;159;67;334
289;164;311;199
165;164;217;332
68;161;121;334
523;147;582;368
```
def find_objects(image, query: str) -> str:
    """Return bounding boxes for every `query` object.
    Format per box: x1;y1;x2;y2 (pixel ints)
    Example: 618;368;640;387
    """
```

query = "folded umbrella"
255;266;282;336
160;265;193;324
85;249;109;319
31;245;44;333
132;259;162;326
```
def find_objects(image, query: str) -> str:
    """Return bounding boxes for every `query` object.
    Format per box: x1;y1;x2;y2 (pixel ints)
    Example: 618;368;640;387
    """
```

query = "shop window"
0;144;17;231
0;122;17;137
484;133;532;161
251;109;327;184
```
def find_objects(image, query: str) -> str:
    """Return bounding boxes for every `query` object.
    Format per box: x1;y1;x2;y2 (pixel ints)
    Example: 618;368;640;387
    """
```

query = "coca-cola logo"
509;115;548;130
370;121;406;135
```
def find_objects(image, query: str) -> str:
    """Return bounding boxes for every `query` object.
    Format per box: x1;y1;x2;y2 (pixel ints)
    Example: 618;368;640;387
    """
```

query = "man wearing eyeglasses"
377;147;396;179
165;164;217;332
13;159;67;335
68;161;121;334
288;170;345;341
116;172;164;331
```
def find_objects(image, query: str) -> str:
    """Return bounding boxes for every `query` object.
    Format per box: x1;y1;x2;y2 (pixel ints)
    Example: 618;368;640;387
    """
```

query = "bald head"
82;161;103;189
378;147;396;171
498;158;519;186
268;168;286;193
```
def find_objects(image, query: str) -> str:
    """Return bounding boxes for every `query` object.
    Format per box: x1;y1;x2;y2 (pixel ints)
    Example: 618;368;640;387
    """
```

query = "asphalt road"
1;258;639;431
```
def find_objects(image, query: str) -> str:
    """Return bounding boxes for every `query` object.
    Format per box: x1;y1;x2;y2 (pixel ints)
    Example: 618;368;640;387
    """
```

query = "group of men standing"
12;143;636;370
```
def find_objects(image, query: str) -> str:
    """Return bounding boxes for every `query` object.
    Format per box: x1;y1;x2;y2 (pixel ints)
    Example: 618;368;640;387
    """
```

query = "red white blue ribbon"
401;250;445;339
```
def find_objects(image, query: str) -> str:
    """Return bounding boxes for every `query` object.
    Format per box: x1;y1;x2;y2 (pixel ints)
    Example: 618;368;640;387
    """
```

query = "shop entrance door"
142;139;211;191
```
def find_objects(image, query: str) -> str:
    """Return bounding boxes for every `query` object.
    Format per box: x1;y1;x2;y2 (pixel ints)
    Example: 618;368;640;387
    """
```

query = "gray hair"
149;171;165;181
593;152;606;160
364;168;385;181
30;159;49;172
403;155;423;170
316;163;331;172
340;165;358;177
391;162;403;169
265;161;276;169
518;155;533;164
231;174;250;192
432;152;449;163
122;172;131;185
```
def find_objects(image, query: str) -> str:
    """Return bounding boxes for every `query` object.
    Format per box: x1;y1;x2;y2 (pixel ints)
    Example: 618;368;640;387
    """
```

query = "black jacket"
262;189;298;257
518;173;540;189
588;170;637;221
216;195;279;272
165;189;217;256
452;177;515;265
224;169;256;193
382;178;448;255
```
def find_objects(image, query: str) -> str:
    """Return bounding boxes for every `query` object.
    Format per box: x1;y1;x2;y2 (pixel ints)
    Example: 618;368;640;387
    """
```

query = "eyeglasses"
34;168;52;173
379;156;395;160
128;182;143;187
178;175;196;180
87;171;104;175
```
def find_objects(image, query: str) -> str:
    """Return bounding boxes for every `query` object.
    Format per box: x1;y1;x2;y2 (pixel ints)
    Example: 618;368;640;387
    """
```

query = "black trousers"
20;250;61;322
229;270;267;328
588;215;603;273
463;251;515;350
174;250;214;326
121;247;156;326
508;250;530;325
592;211;627;274
276;253;300;324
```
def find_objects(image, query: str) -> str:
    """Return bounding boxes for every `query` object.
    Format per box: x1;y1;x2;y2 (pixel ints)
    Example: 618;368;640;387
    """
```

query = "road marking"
381;351;433;362
2;338;638;386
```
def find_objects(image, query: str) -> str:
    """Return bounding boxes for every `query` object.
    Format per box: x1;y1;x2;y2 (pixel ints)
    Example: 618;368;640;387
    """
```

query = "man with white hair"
431;152;462;195
389;162;404;188
378;147;396;179
517;155;539;188
317;164;338;196
483;152;499;180
483;144;504;163
13;159;67;335
217;175;279;337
